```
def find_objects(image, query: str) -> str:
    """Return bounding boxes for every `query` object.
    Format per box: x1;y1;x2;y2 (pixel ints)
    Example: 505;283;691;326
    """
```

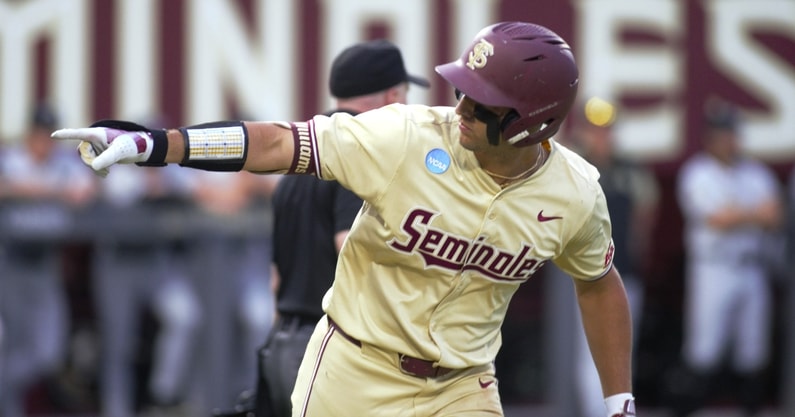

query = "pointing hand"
51;121;157;177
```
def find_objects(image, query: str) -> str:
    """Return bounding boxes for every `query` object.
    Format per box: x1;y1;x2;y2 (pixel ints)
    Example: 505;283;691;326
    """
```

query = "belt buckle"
398;354;417;377
398;353;443;378
399;354;433;378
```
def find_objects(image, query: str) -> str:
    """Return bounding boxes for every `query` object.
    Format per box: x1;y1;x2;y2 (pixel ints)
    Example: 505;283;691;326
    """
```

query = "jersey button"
488;212;496;220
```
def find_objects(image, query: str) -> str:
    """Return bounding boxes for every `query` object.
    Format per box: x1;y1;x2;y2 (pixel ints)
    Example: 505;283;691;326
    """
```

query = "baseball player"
257;39;429;417
52;22;636;417
671;99;783;417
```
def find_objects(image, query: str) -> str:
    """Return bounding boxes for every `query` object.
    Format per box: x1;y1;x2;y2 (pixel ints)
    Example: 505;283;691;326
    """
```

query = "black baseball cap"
329;39;430;99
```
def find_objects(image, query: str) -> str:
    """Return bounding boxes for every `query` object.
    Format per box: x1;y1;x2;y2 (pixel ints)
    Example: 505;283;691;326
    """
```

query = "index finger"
51;127;107;142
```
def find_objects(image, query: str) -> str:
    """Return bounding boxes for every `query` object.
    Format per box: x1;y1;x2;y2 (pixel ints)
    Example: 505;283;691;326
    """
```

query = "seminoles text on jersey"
389;208;546;282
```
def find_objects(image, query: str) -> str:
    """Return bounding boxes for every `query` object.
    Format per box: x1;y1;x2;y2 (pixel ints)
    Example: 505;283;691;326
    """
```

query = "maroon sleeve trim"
287;120;321;177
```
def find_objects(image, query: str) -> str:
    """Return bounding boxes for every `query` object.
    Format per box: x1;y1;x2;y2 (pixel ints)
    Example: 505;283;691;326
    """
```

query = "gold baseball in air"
584;97;616;127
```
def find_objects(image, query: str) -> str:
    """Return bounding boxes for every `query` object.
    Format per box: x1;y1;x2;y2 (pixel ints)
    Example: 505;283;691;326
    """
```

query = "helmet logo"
466;39;494;70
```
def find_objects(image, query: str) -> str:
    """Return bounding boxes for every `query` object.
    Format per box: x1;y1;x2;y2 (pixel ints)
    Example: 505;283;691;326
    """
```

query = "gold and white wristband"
178;121;249;171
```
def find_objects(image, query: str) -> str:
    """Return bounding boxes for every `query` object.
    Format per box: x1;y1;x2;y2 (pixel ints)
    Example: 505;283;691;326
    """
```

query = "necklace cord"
482;146;546;181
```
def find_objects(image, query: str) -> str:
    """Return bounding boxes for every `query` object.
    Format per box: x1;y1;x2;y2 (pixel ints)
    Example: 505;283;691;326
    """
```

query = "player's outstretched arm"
573;267;636;417
52;120;295;175
242;122;296;173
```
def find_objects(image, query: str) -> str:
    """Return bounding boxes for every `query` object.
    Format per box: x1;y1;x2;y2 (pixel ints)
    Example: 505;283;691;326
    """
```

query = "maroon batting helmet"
435;22;579;147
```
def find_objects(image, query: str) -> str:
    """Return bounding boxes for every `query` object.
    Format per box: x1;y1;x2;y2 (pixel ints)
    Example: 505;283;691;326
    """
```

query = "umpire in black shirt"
256;39;429;417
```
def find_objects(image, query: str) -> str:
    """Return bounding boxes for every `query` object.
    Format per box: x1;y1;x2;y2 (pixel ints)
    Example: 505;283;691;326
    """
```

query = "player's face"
453;91;511;151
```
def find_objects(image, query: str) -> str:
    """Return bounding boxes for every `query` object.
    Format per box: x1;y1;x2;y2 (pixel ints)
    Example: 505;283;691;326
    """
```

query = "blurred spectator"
0;102;96;417
669;98;783;417
789;167;795;271
90;118;202;417
189;169;277;410
785;162;795;416
568;97;660;417
0;142;4;413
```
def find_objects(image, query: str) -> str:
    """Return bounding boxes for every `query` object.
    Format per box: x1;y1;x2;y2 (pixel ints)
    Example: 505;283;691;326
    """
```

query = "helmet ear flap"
499;110;520;132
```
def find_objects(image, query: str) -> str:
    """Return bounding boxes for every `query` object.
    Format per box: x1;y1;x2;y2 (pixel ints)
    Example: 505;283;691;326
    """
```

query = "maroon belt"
328;316;362;347
327;317;454;378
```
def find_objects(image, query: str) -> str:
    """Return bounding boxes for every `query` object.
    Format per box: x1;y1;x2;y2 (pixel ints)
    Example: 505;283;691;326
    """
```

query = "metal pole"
544;265;578;417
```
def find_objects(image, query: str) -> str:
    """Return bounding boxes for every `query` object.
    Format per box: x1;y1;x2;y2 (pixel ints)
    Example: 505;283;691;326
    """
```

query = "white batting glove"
52;119;169;177
605;393;636;417
51;127;154;177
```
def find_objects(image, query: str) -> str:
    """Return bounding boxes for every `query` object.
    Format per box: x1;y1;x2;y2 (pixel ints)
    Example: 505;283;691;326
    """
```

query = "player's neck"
477;144;547;186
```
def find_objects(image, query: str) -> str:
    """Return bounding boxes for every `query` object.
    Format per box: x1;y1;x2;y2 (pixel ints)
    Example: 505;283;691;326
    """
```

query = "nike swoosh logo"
478;377;495;389
537;210;563;222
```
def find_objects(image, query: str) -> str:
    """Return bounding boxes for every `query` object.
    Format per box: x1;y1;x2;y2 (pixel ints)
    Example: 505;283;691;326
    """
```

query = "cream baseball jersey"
287;103;614;369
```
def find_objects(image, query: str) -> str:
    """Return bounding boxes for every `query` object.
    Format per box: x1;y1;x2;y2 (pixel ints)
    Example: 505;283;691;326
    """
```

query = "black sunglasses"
454;89;501;125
